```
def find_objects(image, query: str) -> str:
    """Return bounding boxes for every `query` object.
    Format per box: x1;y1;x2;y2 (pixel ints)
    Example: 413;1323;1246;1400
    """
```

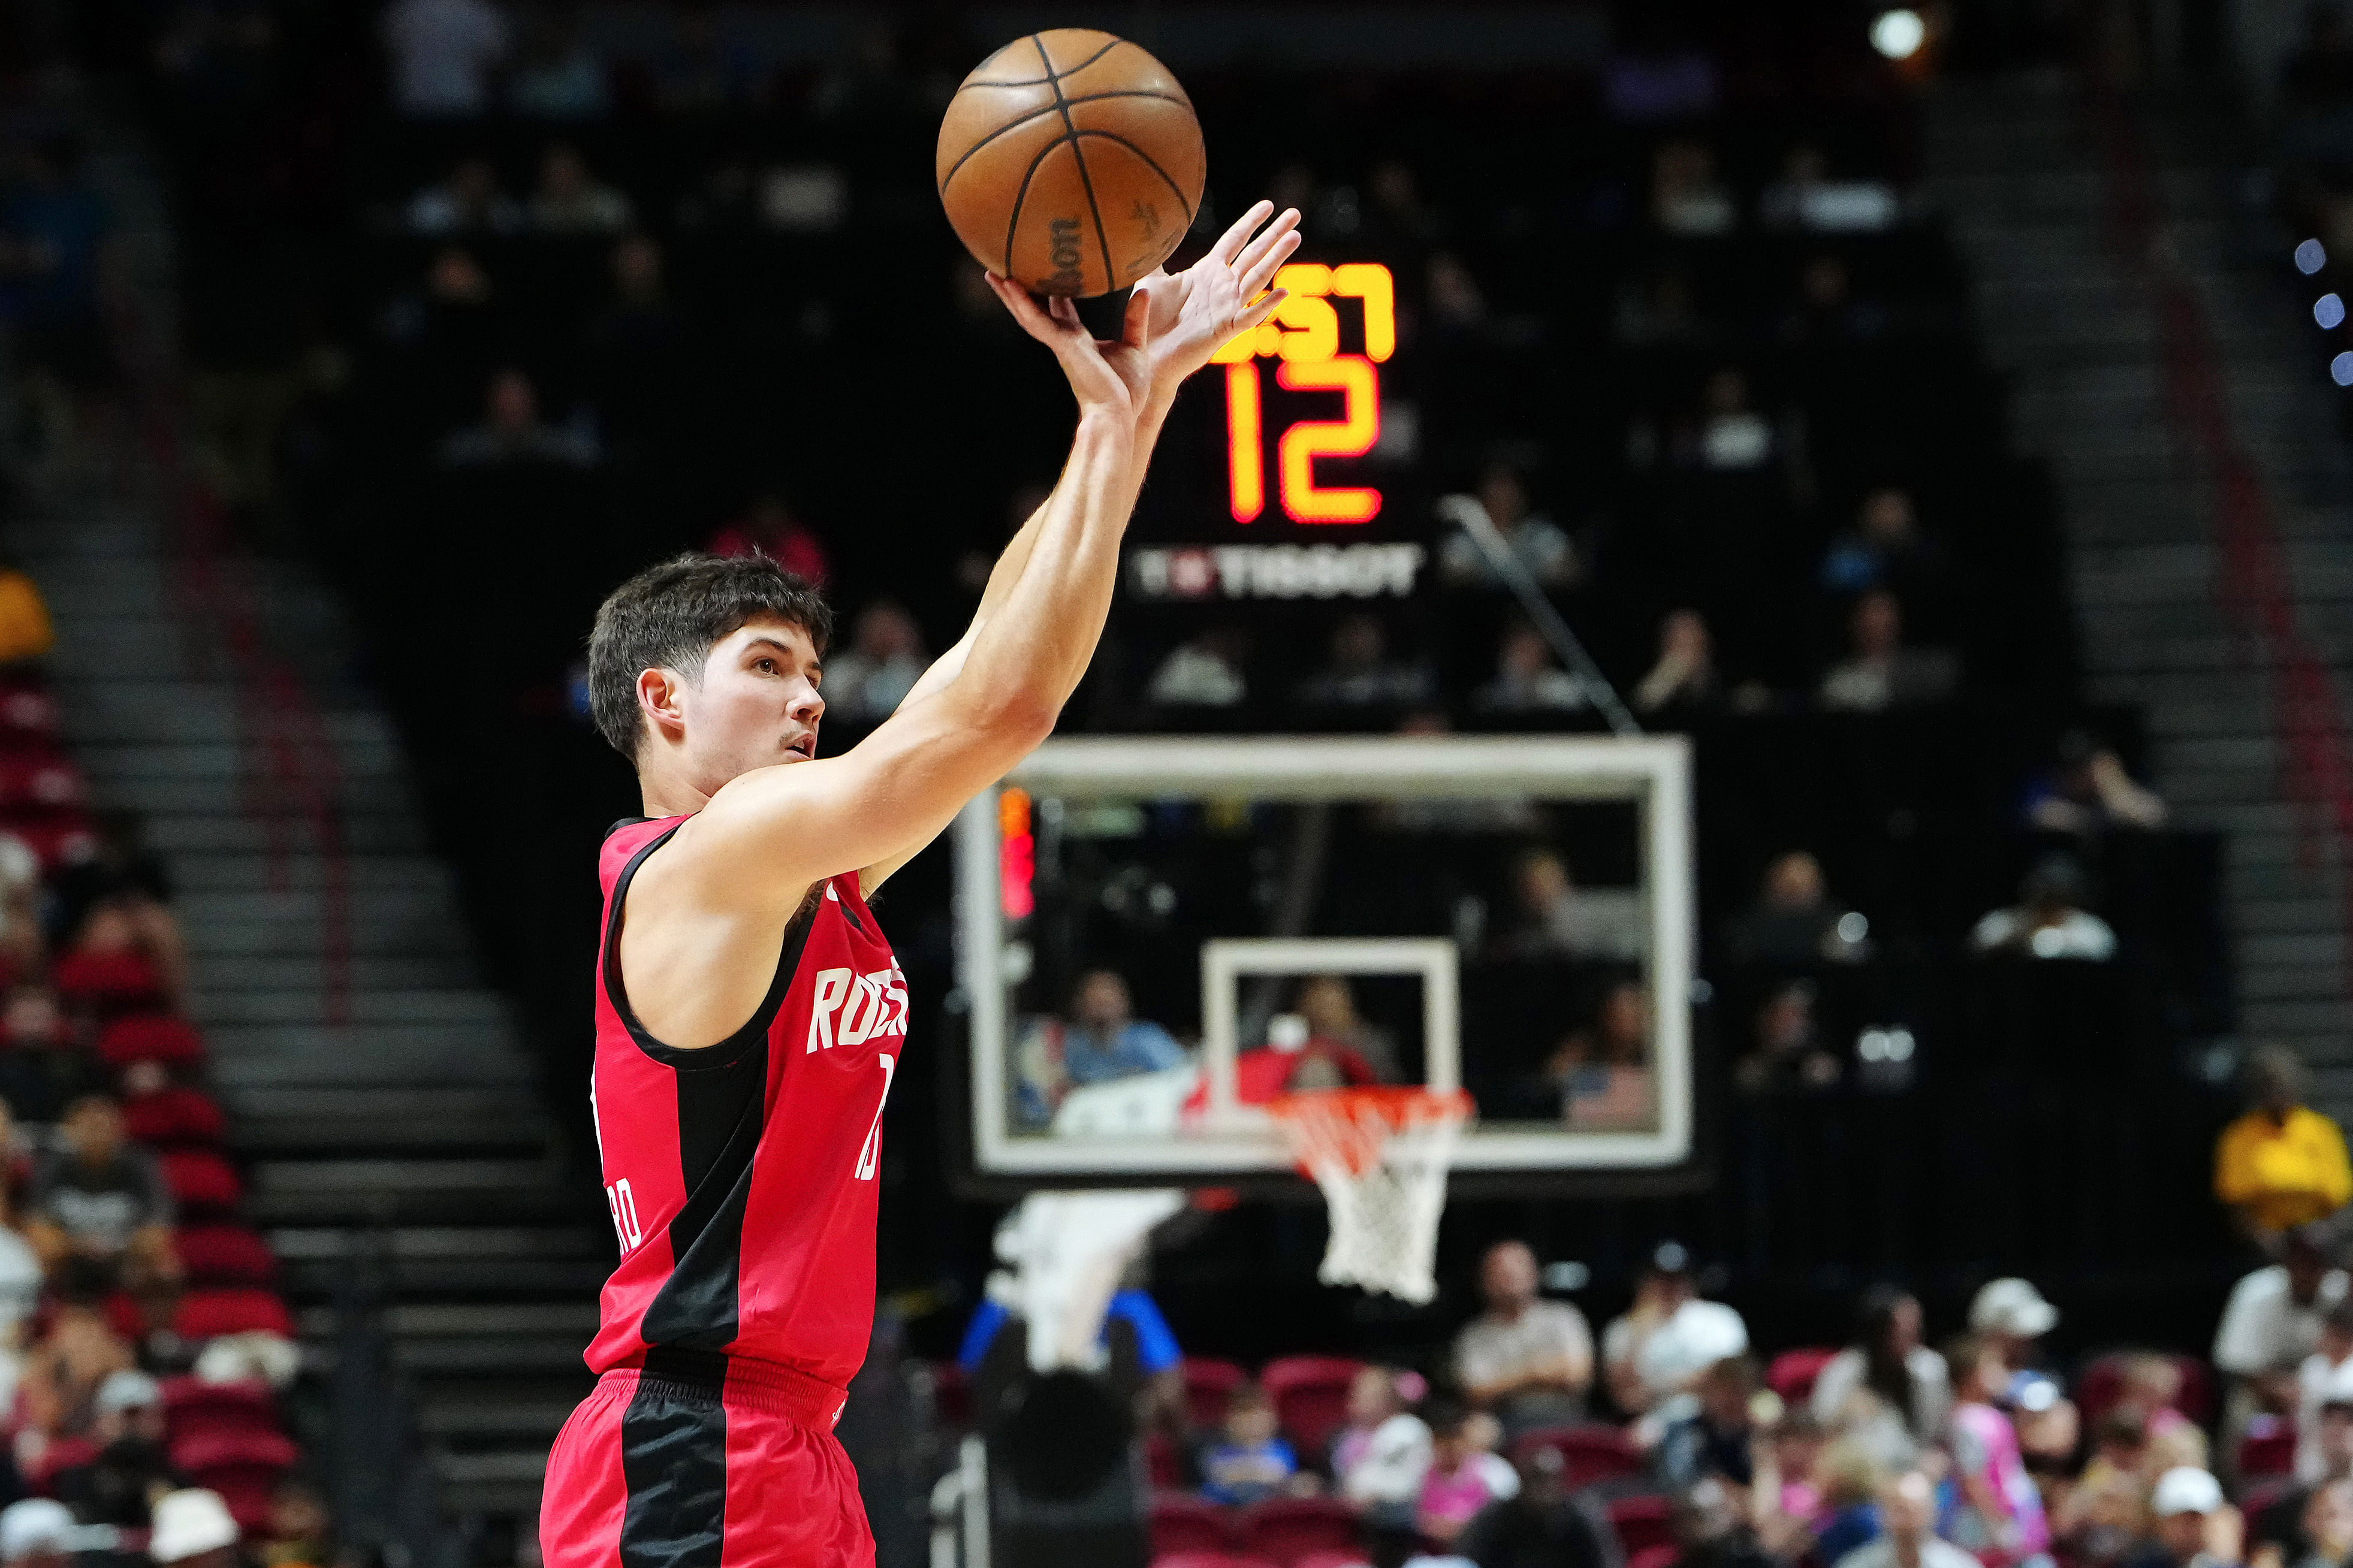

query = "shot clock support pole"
1435;494;1642;738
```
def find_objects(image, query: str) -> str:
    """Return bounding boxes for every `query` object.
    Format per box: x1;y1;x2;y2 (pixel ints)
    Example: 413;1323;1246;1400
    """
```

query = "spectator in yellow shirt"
2216;1045;2353;1241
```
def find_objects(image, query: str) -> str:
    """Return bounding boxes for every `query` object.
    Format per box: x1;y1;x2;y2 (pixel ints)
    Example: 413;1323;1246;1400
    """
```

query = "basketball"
936;29;1207;298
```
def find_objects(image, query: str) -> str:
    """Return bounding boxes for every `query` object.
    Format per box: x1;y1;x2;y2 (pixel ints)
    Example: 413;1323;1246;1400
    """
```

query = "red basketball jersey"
583;816;906;1403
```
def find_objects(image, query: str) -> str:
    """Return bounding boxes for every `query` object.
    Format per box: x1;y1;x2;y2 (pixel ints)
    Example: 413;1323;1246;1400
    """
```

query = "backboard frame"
950;733;1705;1195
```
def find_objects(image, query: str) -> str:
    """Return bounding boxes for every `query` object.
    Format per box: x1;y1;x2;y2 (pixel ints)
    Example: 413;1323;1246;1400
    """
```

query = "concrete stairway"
9;128;604;1543
1925;75;2353;1093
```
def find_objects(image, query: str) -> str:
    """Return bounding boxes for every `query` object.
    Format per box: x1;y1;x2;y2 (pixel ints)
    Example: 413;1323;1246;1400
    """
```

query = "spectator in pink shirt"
1418;1398;1521;1545
1943;1335;2051;1567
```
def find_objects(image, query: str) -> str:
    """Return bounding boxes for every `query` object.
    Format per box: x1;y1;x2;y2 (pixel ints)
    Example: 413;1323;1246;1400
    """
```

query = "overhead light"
2333;351;2353;386
1872;9;1927;59
2300;238;2329;274
2319;294;2345;329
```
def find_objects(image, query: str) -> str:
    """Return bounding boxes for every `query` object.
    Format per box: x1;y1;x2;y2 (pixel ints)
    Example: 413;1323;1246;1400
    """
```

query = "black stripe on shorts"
619;1357;729;1568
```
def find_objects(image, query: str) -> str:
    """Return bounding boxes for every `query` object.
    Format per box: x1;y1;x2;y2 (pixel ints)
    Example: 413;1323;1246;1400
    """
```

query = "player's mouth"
785;732;817;760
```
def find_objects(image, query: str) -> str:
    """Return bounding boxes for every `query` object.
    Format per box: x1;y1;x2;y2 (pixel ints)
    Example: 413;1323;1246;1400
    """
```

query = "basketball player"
538;200;1301;1568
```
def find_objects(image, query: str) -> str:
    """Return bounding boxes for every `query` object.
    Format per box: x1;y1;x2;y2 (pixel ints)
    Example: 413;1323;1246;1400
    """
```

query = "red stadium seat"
1150;1492;1239;1557
1239;1496;1360;1564
0;757;85;813
1292;1554;1374;1568
1150;1555;1280;1568
1767;1348;1841;1404
1510;1423;1646;1488
2076;1352;2218;1429
54;951;163;1011
0;682;60;744
22;1435;101;1493
98;1014;207;1070
6;817;93;874
173;1288;294;1342
159;1148;243;1214
1628;1544;1682;1568
173;1225;278;1287
125;1086;227;1147
161;1376;279;1449
1260;1356;1362;1457
1608;1495;1675;1555
1182;1357;1248;1430
1145;1431;1185;1488
171;1428;299;1533
2240;1423;2298;1479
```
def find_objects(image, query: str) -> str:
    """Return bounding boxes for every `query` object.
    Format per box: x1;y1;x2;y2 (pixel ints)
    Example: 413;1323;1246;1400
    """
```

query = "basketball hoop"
1267;1086;1473;1304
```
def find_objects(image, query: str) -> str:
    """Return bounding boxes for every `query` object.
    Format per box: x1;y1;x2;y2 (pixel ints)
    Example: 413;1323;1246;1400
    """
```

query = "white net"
1272;1089;1470;1304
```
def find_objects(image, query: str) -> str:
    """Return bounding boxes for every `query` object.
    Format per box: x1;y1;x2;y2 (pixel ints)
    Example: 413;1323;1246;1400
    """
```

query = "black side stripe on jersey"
640;1029;770;1348
602;823;809;1069
617;1376;728;1568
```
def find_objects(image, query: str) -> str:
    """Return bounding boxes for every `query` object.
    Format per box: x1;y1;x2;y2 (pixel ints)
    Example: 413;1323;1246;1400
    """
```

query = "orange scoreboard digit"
1210;262;1394;524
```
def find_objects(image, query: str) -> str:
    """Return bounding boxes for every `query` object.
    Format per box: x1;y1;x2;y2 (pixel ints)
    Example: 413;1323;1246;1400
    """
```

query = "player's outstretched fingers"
1233;208;1303;284
1117;284;1153;352
1235;288;1290;337
1208;200;1277;266
1236;220;1304;300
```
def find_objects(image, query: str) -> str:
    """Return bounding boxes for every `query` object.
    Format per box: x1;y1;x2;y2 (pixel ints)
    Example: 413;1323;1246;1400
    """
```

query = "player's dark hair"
587;552;832;760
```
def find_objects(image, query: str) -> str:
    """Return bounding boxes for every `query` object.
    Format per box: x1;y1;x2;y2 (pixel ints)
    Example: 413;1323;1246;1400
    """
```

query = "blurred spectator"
508;10;608;119
1438;467;1581;589
529;144;632;234
49;812;172;981
1739;978;1839;1093
2216;1046;2353;1240
1528;980;1655;1129
1298;615;1435;708
1814;1442;1892;1564
1654;141;1736;235
2122;1468;2236;1568
1295;975;1401;1083
403;157;522;237
1063;971;1184;1086
1820;490;1944;599
1478;623;1589;714
1634;609;1722;715
0;986;96;1125
1942;1334;2052;1562
1755;1408;1832;1557
1658;1355;1763;1490
2023;730;2170;834
1820;591;1959;711
52;1370;177;1527
2215;1226;2348;1452
1456;1240;1595;1436
1230;1012;1377;1100
264;1482;332;1568
1504;850;1645;963
1834;1470;1980;1568
821;602;927;723
1417;1397;1520;1546
1725;851;1872;967
1970;856;2119;962
149;1489;240;1568
1697;370;1774;472
705;495;832;586
1452;1441;1622;1568
1334;1365;1432;1516
2059;1403;2156;1563
19;1258;134;1450
1199;1383;1298;1507
1813;1286;1953;1463
2300;1304;2353;1482
0;568;53;669
1761;146;1902;234
1673;1475;1778;1568
24;1095;175;1289
1969;1279;2062;1377
0;1501;72;1568
380;0;511;117
1148;628;1248;708
439;369;600;469
1605;1243;1751;1415
1428;252;1489;333
0;835;42;984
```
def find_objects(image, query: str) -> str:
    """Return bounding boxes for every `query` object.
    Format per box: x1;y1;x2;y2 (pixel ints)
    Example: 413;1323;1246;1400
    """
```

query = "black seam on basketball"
998;126;1065;278
1037;36;1116;293
939;92;1191;192
1067;129;1197;225
958;37;1124;89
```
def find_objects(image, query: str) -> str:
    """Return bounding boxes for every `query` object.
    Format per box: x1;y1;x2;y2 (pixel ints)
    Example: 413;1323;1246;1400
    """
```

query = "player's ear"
636;666;687;744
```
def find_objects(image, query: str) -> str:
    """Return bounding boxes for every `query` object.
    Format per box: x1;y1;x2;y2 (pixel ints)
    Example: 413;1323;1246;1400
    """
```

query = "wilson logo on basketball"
1044;216;1084;294
806;965;910;1053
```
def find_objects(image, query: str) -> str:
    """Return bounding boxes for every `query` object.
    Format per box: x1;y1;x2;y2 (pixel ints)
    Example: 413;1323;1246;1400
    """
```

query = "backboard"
951;735;1701;1193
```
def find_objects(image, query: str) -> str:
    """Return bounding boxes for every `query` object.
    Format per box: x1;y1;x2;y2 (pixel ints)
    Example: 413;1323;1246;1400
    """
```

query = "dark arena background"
1;0;2351;1564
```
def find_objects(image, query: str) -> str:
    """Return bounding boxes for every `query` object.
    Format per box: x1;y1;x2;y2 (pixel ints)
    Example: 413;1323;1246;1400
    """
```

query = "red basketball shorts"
540;1351;874;1568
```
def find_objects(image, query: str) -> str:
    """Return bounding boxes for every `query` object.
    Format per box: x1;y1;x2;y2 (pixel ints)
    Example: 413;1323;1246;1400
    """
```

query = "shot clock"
1211;262;1395;524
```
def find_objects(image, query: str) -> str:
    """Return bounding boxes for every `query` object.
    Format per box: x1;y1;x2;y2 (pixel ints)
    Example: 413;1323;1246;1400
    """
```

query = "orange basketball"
936;29;1206;298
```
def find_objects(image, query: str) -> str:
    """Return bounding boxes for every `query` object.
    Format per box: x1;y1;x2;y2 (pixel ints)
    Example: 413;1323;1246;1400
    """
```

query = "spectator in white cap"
2125;1467;2240;1568
1972;1277;2064;1409
53;1368;178;1527
0;1499;73;1568
148;1488;239;1568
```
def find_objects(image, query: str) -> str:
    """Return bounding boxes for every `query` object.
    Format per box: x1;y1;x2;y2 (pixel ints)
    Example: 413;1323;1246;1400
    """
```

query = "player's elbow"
983;689;1061;751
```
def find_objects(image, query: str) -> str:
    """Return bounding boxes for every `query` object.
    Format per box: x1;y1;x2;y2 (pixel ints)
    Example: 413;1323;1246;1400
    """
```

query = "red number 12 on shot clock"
1211;262;1394;524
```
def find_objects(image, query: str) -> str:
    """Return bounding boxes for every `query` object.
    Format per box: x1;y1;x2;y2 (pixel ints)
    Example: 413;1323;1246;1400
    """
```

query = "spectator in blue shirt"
1064;969;1187;1085
1200;1383;1299;1507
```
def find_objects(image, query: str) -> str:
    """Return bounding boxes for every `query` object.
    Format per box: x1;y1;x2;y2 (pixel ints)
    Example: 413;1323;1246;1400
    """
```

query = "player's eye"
756;658;776;674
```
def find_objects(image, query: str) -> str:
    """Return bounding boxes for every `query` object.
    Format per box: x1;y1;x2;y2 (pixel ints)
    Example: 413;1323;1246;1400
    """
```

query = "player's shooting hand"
984;273;1150;416
1133;200;1303;397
